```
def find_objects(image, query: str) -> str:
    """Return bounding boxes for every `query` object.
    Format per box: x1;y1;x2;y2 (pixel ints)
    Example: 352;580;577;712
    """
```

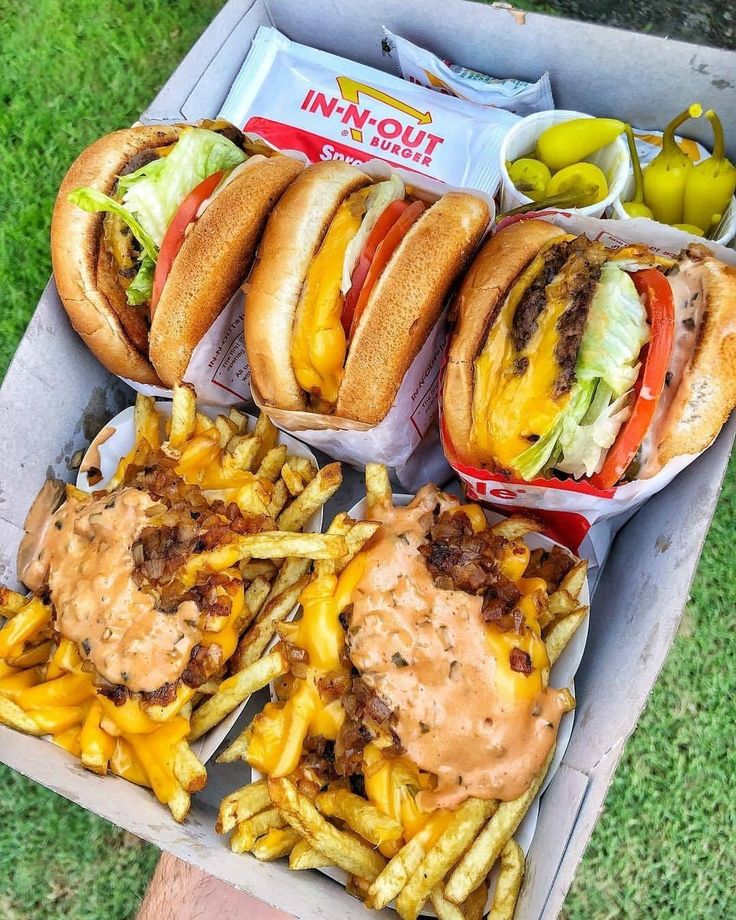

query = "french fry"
315;513;355;577
242;576;272;630
445;751;553;905
228;407;249;434
430;886;465;920
230;807;288;853
0;597;51;659
195;677;221;696
142;684;196;723
267;480;290;518
277;463;342;533
166;383;197;450
252;413;279;469
173;740;207;794
252;827;302;861
560;559;588;600
0;695;44;735
215;723;252;765
256;445;288;481
26;706;83;735
489;516;544;540
397;798;496;920
224;434;260;473
315;788;402;847
0;588;27;616
240;560;278;582
126;733;191;823
487;840;524;920
289;838;334;870
369;818;444;910
8;640;53;669
135;393;161;450
545;609;588;667
182;532;347;583
365;462;392;510
232;578;309;672
216;779;271;834
286;456;317;484
80;701;116;775
214;414;238;447
268;778;386;882
264;557;311;607
281;463;306;497
189;646;288;741
548;589;579;620
337;521;381;574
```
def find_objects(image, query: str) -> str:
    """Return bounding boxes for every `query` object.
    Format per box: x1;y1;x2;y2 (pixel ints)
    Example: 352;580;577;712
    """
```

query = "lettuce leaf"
511;261;648;480
125;256;155;306
116;128;246;246
341;175;405;294
67;187;159;263
575;261;650;396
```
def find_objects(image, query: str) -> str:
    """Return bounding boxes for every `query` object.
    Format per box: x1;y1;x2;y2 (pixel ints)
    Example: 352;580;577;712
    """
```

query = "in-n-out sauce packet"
219;26;519;193
383;28;554;117
249;159;495;491
441;211;736;583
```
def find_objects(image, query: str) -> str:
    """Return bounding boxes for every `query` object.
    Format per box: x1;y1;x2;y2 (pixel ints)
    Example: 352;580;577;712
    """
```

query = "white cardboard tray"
0;3;734;919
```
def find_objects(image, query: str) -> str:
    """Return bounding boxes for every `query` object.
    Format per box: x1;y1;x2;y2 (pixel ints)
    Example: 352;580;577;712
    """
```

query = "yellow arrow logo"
336;76;432;142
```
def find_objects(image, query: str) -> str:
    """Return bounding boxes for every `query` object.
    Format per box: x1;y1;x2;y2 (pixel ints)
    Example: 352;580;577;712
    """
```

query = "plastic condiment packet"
218;26;519;194
441;210;735;582
383;28;554;117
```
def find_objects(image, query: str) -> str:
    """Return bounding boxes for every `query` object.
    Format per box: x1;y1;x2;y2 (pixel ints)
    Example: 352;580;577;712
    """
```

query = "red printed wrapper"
441;211;736;581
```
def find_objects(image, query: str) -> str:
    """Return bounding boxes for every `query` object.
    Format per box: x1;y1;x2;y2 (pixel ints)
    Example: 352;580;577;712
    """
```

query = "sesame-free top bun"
442;220;565;464
51;125;184;385
245;161;372;411
653;246;736;470
51;125;303;386
149;154;303;387
336;192;491;425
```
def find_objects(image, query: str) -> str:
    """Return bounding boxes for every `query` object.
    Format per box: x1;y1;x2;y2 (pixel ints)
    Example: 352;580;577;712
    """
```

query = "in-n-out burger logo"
299;76;445;166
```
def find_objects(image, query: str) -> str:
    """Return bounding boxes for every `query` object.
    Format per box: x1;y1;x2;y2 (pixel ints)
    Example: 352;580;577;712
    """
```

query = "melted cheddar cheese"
471;236;575;471
290;189;371;406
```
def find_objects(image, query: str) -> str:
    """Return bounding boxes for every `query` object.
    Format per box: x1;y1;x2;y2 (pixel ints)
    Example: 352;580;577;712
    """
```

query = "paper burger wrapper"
123;288;252;406
253;312;452;491
441;210;730;583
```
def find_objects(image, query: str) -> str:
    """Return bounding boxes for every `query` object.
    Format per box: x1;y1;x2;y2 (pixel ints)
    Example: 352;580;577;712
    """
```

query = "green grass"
0;1;735;918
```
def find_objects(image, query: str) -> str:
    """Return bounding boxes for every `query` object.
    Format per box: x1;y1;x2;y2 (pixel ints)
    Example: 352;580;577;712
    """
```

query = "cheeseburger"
51;121;302;386
443;220;736;488
245;162;490;425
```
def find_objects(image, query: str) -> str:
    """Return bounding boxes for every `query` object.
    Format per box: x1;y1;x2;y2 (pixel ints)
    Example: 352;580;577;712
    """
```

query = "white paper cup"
499;109;630;218
611;174;736;246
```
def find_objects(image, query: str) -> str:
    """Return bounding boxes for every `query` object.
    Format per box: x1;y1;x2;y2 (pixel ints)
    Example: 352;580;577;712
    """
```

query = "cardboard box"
1;2;734;917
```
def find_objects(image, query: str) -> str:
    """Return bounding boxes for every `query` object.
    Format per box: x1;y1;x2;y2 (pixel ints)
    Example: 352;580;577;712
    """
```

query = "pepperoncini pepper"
545;162;609;207
683;109;736;233
507;158;551;201
643;104;702;224
622;125;654;219
536;118;626;172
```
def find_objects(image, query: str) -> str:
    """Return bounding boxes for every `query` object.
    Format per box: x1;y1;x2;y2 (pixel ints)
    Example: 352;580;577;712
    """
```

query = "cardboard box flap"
518;763;590;919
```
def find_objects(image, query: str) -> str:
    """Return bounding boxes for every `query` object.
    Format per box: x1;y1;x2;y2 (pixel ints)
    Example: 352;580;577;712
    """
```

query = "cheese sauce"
22;488;200;693
348;486;570;808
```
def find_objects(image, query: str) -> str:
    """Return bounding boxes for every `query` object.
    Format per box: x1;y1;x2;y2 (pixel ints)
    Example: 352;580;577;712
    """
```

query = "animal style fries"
217;463;589;917
0;386;343;821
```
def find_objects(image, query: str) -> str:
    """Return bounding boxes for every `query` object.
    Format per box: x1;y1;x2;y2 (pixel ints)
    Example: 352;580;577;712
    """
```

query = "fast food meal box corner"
2;2;736;920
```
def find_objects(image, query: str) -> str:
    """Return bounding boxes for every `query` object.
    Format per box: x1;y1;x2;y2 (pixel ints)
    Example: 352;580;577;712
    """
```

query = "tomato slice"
340;199;411;336
590;268;675;489
346;200;426;340
150;169;226;316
